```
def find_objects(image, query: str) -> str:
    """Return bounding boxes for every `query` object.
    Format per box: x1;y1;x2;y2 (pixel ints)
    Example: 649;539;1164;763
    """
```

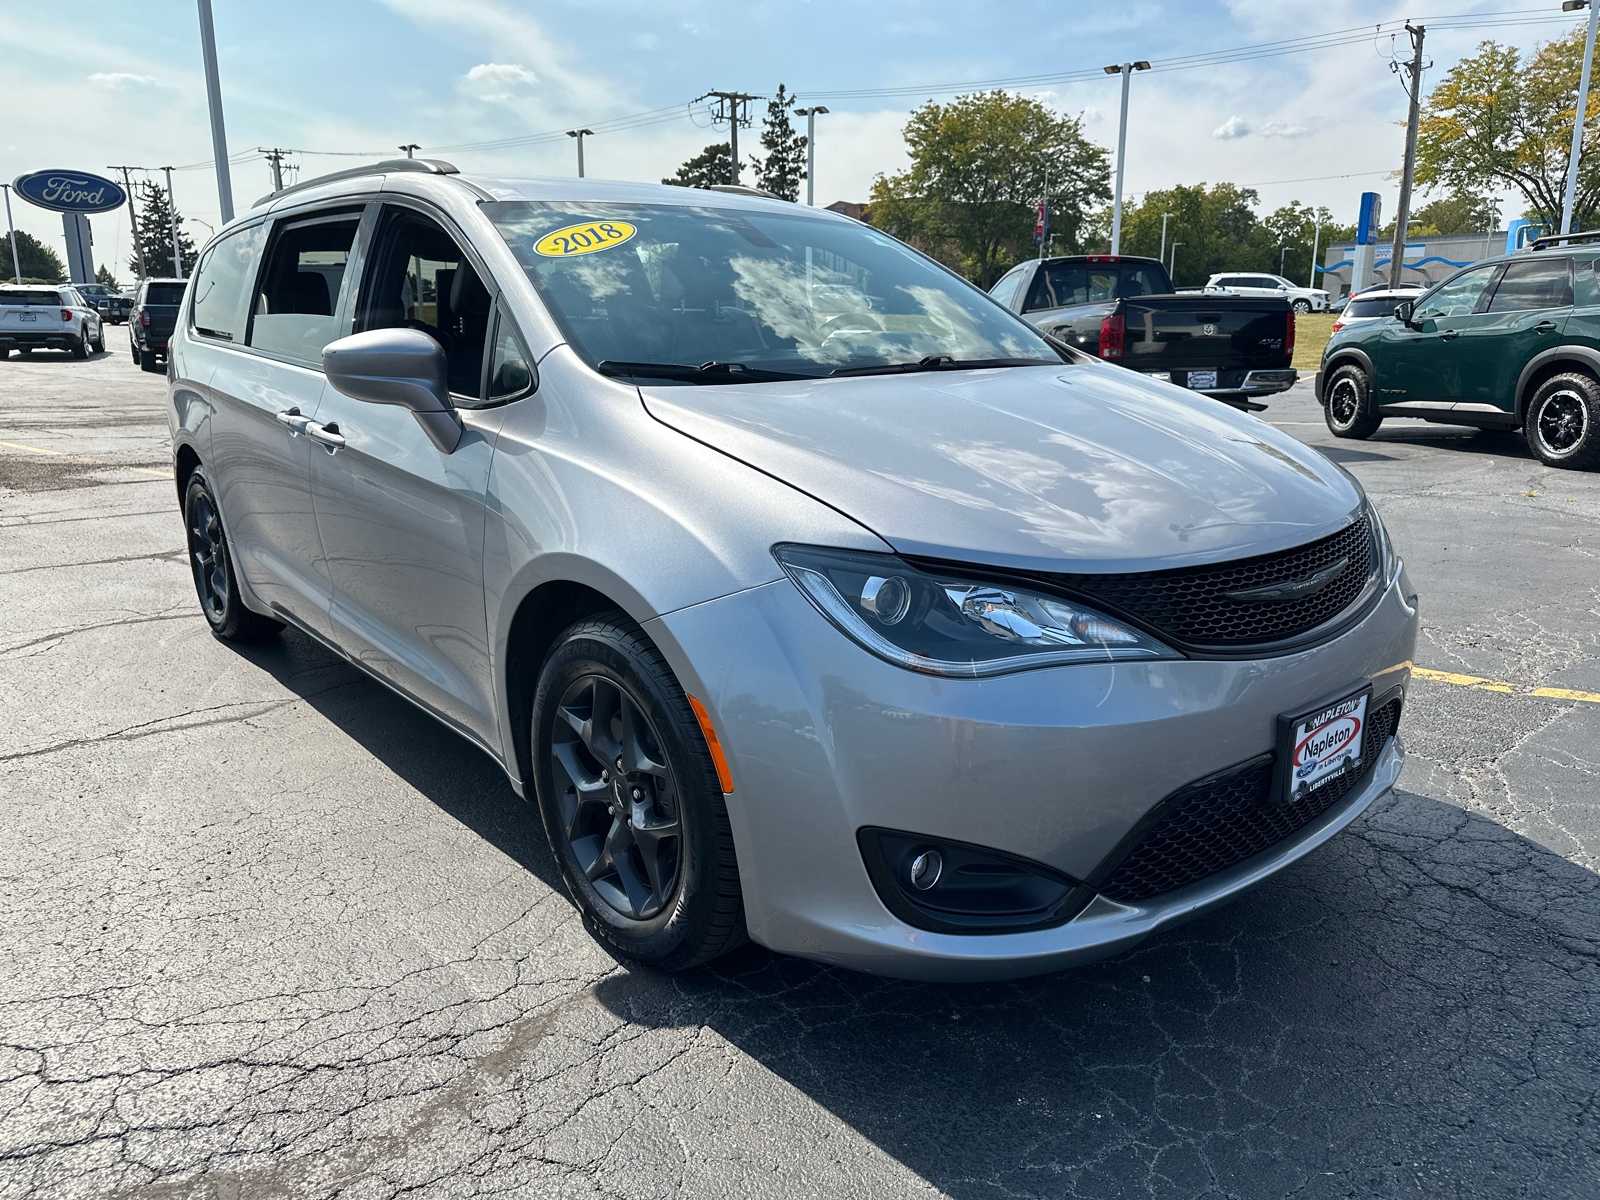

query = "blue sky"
3;1;1586;279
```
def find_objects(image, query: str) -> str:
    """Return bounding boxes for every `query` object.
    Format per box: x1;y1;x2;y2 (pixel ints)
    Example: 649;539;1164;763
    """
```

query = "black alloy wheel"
183;469;283;641
1525;372;1600;470
1324;363;1383;440
533;614;745;970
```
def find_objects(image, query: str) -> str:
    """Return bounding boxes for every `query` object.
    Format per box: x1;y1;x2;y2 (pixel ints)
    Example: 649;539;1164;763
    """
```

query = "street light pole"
1561;0;1600;235
1103;60;1150;254
1159;211;1173;266
1308;211;1323;288
566;129;594;178
795;106;828;205
163;166;183;279
3;185;20;283
195;0;235;224
1280;245;1292;276
1170;242;1183;282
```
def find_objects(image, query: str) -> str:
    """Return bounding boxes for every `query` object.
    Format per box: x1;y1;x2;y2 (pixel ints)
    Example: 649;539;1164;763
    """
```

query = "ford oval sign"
12;169;127;214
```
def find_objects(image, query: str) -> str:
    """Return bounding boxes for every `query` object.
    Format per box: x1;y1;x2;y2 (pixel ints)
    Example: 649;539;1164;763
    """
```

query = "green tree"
869;91;1111;286
128;181;197;278
1261;200;1352;286
752;84;807;201
1106;184;1280;287
1409;191;1501;235
1;229;65;283
95;263;120;288
1416;30;1600;230
663;144;736;189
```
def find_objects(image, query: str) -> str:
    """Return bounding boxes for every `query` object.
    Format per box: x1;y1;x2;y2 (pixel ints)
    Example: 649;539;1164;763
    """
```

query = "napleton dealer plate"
1277;689;1369;805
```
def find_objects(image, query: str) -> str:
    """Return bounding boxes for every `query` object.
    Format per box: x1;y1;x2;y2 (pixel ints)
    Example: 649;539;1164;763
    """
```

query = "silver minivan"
168;160;1418;980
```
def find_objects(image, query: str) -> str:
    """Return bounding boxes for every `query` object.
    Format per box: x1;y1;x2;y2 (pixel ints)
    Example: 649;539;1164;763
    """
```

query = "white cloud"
1212;116;1251;140
1259;120;1312;139
460;62;538;103
87;71;161;89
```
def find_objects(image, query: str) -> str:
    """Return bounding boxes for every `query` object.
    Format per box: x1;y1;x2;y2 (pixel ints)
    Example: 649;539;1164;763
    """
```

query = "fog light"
909;850;942;890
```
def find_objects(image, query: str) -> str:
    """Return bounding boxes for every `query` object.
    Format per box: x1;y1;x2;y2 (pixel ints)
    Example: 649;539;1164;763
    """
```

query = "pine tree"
1;229;65;283
127;181;197;279
663;144;735;189
753;85;806;201
95;264;120;288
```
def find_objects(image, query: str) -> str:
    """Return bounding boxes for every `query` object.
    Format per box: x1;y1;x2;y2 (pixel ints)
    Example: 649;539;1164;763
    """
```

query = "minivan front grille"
1044;515;1375;650
1094;698;1399;904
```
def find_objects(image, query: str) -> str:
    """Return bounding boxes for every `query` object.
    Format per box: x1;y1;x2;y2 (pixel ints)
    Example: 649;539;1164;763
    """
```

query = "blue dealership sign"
12;169;127;214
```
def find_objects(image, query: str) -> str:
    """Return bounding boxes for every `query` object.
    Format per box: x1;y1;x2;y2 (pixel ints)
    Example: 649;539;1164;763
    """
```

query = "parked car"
168;160;1417;980
1317;237;1600;469
1329;287;1426;334
1206;272;1331;313
0;284;104;359
129;278;187;372
989;255;1298;409
74;282;133;324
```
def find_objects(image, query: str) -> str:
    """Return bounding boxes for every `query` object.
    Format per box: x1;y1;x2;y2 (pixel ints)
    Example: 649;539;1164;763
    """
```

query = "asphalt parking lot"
2;346;1597;1200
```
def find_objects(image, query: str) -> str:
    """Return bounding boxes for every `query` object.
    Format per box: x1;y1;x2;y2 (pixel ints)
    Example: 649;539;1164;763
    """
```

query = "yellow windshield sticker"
534;221;637;257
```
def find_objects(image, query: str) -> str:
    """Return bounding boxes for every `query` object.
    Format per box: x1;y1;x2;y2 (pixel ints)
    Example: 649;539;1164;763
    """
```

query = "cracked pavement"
1;348;1596;1199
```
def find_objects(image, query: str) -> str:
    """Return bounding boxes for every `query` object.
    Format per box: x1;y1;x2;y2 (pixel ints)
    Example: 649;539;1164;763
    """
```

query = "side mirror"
1393;301;1415;326
322;328;462;453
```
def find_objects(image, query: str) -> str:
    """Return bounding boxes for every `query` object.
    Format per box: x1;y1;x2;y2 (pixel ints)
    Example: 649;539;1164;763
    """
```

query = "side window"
1416;265;1499;319
1485;259;1574;313
486;306;536;402
357;207;492;398
248;212;360;365
191;222;265;342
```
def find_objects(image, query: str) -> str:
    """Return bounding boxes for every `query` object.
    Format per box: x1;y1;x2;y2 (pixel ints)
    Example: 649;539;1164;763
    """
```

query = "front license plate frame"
1272;687;1371;807
1187;370;1218;390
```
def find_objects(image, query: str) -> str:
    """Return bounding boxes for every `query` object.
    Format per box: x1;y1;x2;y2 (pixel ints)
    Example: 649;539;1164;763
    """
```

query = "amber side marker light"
686;695;734;793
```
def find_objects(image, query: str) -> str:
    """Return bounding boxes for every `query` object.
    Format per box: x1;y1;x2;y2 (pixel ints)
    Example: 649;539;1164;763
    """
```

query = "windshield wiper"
829;355;1059;378
597;359;818;384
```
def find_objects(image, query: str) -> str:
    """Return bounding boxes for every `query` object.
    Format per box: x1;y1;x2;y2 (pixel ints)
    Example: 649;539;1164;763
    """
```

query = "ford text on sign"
12;170;128;214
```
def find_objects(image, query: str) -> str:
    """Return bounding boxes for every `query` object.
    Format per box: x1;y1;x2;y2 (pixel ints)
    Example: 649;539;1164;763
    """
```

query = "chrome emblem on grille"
1223;556;1349;602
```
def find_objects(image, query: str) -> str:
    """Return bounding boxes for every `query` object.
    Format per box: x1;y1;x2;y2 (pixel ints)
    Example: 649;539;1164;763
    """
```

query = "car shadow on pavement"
230;626;565;895
1373;424;1534;461
593;790;1600;1199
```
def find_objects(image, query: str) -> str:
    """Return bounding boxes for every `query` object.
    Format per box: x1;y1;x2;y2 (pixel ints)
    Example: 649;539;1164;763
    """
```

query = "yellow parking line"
1413;666;1600;704
0;439;173;479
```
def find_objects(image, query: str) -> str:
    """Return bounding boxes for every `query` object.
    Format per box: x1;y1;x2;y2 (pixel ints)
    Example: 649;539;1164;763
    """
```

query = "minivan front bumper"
649;563;1417;981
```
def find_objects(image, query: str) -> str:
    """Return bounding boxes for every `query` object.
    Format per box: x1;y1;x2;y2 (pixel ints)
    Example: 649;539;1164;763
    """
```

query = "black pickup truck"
988;255;1298;409
128;278;187;373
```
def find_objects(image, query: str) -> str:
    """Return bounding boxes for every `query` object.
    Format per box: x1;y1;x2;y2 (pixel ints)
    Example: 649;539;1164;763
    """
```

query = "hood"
641;364;1361;573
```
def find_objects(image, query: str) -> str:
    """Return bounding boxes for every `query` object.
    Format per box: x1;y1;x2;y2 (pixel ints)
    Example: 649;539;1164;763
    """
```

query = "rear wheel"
532;613;745;971
1524;372;1600;470
183;468;284;641
128;340;141;366
1324;363;1383;439
140;351;164;374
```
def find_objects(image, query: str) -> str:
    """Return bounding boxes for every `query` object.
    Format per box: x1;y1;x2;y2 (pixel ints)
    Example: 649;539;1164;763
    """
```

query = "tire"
71;329;88;360
183;468;284;641
129;340;141;366
140;352;164;374
1523;371;1600;470
1292;299;1313;313
532;613;746;971
0;348;8;360
92;325;105;353
1324;363;1383;439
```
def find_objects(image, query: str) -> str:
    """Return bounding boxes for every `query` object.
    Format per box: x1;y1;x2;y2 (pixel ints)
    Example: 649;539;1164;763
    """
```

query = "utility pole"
702;91;760;185
196;0;234;223
795;106;828;205
1159;211;1173;267
1307;211;1323;288
3;185;20;283
161;167;183;280
262;148;290;193
1387;23;1428;289
1103;60;1150;254
110;166;147;279
399;143;420;159
1561;0;1600;236
566;129;594;178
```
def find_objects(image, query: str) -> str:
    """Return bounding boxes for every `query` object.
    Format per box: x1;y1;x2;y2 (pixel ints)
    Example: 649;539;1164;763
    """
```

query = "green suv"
1316;241;1600;470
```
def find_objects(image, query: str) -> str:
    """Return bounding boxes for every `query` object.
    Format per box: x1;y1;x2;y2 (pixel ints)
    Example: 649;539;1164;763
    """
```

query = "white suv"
0;284;105;359
1206;273;1330;313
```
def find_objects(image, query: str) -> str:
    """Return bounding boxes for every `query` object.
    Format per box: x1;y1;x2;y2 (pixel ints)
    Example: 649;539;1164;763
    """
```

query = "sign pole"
3;185;20;283
196;0;235;224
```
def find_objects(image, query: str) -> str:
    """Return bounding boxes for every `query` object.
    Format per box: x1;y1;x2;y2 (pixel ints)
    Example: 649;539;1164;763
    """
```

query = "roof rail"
250;158;459;210
706;184;783;200
1530;228;1600;251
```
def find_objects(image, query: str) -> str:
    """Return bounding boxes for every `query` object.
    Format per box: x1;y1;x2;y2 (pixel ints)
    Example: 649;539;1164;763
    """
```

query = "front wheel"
1524;372;1600;470
532;614;745;971
71;329;89;359
1292;299;1312;314
92;325;105;353
1324;363;1383;439
183;468;284;641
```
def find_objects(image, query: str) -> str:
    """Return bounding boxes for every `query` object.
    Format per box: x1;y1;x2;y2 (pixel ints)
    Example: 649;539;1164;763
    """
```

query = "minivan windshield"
485;200;1063;379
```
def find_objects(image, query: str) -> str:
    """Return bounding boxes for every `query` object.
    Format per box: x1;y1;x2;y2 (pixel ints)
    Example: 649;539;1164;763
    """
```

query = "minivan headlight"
773;545;1178;678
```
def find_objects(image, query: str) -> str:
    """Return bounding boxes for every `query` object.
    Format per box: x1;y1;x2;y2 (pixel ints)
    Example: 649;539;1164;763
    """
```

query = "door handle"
276;407;311;436
304;420;346;451
1438;329;1459;341
1533;320;1558;333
